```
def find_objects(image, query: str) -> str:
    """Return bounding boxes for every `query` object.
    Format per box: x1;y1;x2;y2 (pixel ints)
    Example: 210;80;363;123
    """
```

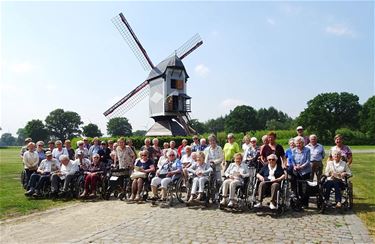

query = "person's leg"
191;177;198;195
316;161;323;182
90;174;98;196
131;178;138;197
85;174;92;194
160;178;172;199
270;182;280;205
229;180;241;203
63;174;74;192
25;169;34;190
135;178;144;201
258;181;267;202
51;174;60;193
310;162;317;181
150;177;161;198
301;174;310;206
332;180;342;203
323;180;333;201
26;173;40;195
222;179;230;197
198;177;208;194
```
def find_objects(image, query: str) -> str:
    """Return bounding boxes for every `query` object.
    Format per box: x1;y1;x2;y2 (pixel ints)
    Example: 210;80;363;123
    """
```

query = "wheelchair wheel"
176;178;189;203
347;182;353;210
246;180;256;209
20;170;27;189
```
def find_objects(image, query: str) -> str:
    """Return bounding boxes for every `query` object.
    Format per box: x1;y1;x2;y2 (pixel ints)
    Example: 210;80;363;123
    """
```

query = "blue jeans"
324;180;344;203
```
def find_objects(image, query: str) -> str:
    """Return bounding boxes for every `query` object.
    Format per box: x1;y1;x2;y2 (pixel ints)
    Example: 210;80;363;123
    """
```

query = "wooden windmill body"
104;12;203;136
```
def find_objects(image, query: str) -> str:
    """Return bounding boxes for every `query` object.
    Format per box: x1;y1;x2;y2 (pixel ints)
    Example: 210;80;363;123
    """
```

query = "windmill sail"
170;33;203;60
103;81;150;119
112;13;154;71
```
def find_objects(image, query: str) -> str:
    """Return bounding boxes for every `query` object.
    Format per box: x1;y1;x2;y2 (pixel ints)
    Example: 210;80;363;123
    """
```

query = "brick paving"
0;200;373;243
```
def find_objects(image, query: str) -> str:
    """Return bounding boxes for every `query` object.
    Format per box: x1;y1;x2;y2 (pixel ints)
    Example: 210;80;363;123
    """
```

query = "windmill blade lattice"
104;82;150;119
170;33;203;60
112;13;154;71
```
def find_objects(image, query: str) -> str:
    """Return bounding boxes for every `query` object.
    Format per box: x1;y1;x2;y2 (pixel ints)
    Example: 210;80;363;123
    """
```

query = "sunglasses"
169;154;176;157
268;158;276;161
141;154;147;157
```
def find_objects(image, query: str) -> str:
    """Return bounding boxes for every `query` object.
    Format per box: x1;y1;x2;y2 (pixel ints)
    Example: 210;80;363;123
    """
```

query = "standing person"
52;140;68;165
243;137;260;167
259;135;269;163
98;141;111;167
242;135;251;152
75;140;89;159
260;132;286;168
116;137;135;169
152;138;162;163
204;134;224;192
64;140;75;160
296;126;310;145
198;138;208;152
140;138;155;161
191;135;200;152
23;142;39;189
329;134;353;166
83;137;90;150
20;138;33;159
169;140;178;156
223;133;240;171
126;139;137;157
290;136;312;208
88;137;101;160
285;138;295;173
181;146;193;185
108;140;114;152
47;140;55;153
36;141;46;164
306;134;325;181
162;142;169;155
177;139;188;158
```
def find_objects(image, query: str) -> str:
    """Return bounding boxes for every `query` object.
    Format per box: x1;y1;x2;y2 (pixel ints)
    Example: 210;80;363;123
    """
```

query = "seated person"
25;151;59;196
180;146;193;185
80;154;104;197
157;149;168;170
74;151;91;172
150;149;182;201
130;150;155;201
220;153;249;208
323;150;352;208
187;152;212;202
254;154;285;209
50;155;79;197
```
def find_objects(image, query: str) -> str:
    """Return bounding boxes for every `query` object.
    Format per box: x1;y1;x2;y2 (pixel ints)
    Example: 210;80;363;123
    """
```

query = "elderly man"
20;138;33;159
306;134;325;181
295;126;310;145
23;142;39;189
52;140;68;165
25;151;60;197
50;155;79;198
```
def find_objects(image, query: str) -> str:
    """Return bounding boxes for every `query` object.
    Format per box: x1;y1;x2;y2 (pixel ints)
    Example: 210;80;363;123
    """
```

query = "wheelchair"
183;171;216;207
320;175;353;213
103;167;132;201
289;177;324;212
245;159;263;209
150;174;183;207
218;176;252;211
20;170;27;190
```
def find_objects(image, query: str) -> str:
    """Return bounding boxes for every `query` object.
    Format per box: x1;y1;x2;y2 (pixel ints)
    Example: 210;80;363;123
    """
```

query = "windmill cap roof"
147;55;188;81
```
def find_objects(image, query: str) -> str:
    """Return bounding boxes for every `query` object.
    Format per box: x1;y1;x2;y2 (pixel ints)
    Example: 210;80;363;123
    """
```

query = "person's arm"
224;164;231;177
203;164;213;176
324;162;331;177
240;165;250;178
343;162;352;177
300;149;311;169
321;145;326;160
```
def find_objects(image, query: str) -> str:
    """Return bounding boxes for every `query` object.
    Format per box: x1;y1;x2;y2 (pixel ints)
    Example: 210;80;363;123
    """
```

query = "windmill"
104;12;203;136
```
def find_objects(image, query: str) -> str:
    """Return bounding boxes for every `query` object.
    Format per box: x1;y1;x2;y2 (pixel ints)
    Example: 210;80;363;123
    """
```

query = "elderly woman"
204;134;224;183
150;149;182;201
323;150;352;208
181;146;193;185
23;142;39;189
50;155;79;198
88;137;101;160
223;133;240;171
187;152;212;202
260;132;286;168
243;137;259;166
191;135;200;152
130;150;155;201
178;139;188;158
329;134;353;166
290;136;311;208
64;140;75;160
242;135;251;151
285;138;295;172
220;153;249;208
75;140;89;159
80;154;104;197
36;141;46;163
152;138;162;162
52;140;68;164
255;154;285;209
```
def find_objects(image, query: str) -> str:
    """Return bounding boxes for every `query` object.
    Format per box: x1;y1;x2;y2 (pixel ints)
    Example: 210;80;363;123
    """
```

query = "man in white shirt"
23;142;39;189
50;155;79;198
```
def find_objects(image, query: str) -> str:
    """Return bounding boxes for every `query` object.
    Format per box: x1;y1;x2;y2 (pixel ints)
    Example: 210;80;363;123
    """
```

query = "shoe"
80;191;88;198
150;195;159;201
336;202;342;208
129;194;135;201
89;193;97;197
220;197;228;206
25;189;35;196
227;201;234;208
188;195;194;203
269;202;277;210
254;202;263;208
33;190;42;197
134;194;140;201
196;193;202;201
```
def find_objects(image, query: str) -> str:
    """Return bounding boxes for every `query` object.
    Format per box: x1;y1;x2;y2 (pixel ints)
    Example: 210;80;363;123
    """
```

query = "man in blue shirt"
306;134;325;181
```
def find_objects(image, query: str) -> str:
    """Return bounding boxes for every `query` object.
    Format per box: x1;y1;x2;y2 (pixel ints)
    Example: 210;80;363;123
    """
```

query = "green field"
0;146;374;236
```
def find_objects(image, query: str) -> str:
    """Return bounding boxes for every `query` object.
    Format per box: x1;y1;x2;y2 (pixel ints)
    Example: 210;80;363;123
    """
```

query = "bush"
335;128;374;145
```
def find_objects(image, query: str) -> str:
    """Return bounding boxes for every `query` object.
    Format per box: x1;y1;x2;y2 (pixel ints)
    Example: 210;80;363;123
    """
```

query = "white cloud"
220;98;245;111
325;24;355;37
9;62;34;73
267;18;275;25
194;64;209;77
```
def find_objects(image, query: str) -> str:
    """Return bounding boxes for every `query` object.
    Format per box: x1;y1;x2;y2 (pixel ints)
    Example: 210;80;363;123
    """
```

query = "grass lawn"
0;147;374;237
0;147;73;219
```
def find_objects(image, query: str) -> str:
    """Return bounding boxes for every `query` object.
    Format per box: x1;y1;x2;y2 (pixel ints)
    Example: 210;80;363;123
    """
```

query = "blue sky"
1;1;374;136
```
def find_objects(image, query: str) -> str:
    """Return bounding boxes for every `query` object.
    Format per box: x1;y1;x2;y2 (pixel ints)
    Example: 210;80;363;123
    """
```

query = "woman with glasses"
130;150;155;201
255;154;285;209
36;141;46;163
80;154;104;197
150;149;182;201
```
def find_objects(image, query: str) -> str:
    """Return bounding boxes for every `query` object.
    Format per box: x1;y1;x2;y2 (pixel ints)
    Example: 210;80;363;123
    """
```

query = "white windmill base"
146;116;195;136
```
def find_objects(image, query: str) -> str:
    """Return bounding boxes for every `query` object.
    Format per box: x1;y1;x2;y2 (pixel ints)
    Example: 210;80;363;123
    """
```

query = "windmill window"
171;79;184;90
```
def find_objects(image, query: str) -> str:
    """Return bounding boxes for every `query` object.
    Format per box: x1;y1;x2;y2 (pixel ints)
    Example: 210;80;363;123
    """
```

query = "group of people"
20;126;353;210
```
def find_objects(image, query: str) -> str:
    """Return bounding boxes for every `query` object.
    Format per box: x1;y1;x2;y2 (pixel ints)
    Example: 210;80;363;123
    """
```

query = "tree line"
1;92;374;146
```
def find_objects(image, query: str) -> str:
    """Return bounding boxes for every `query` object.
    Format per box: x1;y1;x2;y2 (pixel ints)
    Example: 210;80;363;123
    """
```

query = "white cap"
296;126;304;131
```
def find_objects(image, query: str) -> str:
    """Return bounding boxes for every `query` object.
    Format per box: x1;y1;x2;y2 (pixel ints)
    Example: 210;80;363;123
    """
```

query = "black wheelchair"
103;167;132;201
150;174;183;207
320;175;353;213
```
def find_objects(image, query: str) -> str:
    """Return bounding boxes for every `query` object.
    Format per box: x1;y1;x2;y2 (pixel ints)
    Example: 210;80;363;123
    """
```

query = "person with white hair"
141;137;156;161
198;138;208;152
243;137;260;166
150;149;182;201
242;135;251;152
204;134;224;184
50;155;79;198
22;142;39;189
187;151;212;202
35;141;46;163
290;135;312;208
255;154;285;209
152;138;162;162
306;134;325;181
75;140;89;159
52;140;68;164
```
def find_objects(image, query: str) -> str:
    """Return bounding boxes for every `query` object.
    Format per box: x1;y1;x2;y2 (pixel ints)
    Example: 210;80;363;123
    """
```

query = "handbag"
130;171;147;180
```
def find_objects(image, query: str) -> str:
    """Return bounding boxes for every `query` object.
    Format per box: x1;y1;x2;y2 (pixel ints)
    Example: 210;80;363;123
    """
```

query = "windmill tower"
104;12;203;136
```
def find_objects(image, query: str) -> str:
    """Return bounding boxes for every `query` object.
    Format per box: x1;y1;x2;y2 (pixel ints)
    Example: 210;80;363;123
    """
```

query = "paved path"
0;200;373;243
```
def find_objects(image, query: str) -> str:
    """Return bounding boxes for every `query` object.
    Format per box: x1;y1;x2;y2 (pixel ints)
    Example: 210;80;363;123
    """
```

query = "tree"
205;116;225;133
24;119;49;142
188;119;206;134
82;123;103;137
225;105;258;133
360;96;375;138
45;109;83;140
107;117;132;137
297;92;361;143
0;133;16;146
133;130;147;136
16;128;27;146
